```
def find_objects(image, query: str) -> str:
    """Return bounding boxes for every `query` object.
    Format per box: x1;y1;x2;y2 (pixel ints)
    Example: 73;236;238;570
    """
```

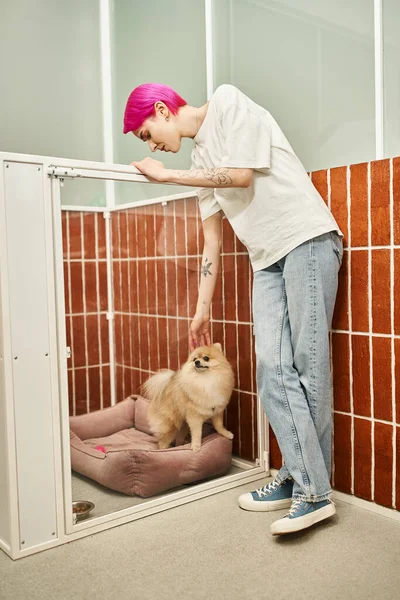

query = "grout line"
79;314;400;337
144;208;151;377
80;213;90;415
66;244;400;260
331;330;400;339
68;364;111;370
174;201;179;363
66;212;76;416
95;214;104;410
249;258;255;460
118;212;124;401
164;204;170;369
104;210;116;407
127;210;133;395
68;258;107;263
333;410;400;427
368;162;375;502
195;201;200;257
390;158;396;508
154;206;160;371
184;199;190;345
347;165;355;495
134;210;142;373
65;310;111;317
234;236;241;456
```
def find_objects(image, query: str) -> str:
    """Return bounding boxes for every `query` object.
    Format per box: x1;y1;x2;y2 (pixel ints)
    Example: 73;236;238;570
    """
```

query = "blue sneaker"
238;477;293;512
270;498;336;535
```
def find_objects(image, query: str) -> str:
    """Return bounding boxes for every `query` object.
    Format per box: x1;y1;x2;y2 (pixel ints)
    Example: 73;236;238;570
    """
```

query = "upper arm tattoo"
178;168;233;186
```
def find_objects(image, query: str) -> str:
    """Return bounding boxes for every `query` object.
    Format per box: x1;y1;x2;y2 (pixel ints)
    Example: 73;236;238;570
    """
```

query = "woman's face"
134;103;182;154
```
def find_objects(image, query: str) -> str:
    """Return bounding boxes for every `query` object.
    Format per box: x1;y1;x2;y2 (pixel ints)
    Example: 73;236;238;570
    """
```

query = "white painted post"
374;0;384;159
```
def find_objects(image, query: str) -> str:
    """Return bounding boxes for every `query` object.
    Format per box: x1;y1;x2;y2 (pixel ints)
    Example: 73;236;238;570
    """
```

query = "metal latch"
66;346;71;359
47;166;81;180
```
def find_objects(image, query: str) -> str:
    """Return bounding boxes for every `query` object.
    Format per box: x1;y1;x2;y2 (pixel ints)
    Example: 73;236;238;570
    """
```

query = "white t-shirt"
191;84;342;271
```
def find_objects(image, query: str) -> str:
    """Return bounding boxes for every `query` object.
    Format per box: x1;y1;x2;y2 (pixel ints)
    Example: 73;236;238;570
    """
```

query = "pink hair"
123;83;187;134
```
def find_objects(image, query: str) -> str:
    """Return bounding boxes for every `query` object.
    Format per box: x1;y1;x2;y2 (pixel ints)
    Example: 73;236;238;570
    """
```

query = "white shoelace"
255;480;280;498
285;498;304;517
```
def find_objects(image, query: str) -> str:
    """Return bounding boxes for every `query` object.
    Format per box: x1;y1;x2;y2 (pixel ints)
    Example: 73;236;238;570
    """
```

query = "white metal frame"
209;0;386;163
374;0;384;159
51;0;386;215
99;0;116;209
0;151;269;561
205;0;214;99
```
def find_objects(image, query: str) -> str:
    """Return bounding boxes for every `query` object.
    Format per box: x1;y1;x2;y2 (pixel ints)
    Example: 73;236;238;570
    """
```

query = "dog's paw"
191;443;201;453
222;430;234;440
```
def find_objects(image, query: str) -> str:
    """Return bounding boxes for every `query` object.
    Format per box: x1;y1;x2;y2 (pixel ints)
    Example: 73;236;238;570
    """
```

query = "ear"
213;342;223;353
154;101;170;119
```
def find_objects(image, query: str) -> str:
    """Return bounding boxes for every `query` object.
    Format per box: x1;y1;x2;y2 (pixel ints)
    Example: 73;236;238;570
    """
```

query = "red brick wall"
270;158;400;511
111;199;258;462
62;211;111;415
63;156;400;508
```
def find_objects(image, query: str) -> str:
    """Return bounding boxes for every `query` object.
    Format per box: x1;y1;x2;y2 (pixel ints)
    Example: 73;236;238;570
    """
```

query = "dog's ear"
213;342;223;353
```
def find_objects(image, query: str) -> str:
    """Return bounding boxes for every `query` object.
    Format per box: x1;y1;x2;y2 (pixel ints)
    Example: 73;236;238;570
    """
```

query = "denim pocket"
330;231;344;266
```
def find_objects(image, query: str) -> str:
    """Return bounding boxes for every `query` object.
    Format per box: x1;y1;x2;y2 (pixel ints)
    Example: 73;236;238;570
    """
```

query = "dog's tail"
141;369;174;404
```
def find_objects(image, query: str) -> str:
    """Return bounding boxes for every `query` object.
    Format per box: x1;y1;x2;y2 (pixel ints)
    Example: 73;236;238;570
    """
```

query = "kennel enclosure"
0;151;268;560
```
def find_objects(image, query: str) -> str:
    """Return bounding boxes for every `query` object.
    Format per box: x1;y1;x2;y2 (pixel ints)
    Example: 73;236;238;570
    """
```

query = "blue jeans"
253;231;343;502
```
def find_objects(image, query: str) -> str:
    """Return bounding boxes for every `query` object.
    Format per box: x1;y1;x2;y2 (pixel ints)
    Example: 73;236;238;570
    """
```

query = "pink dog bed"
69;395;233;497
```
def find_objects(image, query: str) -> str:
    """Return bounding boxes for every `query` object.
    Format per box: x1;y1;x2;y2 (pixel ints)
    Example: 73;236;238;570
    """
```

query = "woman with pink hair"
124;82;343;536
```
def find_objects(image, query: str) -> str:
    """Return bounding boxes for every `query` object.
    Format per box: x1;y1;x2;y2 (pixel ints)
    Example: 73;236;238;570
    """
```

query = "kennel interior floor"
71;464;246;519
1;476;400;600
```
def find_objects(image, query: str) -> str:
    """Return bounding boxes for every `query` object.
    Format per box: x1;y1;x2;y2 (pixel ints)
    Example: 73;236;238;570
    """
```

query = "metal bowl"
72;500;95;522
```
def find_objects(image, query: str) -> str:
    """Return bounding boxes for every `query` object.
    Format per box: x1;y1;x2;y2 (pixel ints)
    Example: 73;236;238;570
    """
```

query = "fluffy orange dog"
142;343;234;452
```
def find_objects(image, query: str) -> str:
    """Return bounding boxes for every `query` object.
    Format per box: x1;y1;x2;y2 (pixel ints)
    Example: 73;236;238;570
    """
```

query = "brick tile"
352;335;371;417
371;160;390;247
350;250;369;332
332;333;351;412
374;422;393;508
372;337;392;422
333;413;352;493
353;417;372;501
350;163;369;247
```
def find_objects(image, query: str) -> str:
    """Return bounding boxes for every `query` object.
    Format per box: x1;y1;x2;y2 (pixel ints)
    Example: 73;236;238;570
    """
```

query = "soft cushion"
69;395;232;497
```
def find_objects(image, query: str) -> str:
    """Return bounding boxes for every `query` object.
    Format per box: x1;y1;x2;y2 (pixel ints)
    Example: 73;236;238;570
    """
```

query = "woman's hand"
131;157;169;182
189;312;211;351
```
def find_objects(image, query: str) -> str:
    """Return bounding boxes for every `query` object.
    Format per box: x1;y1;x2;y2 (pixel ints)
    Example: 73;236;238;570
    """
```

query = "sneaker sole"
270;502;336;535
238;493;292;512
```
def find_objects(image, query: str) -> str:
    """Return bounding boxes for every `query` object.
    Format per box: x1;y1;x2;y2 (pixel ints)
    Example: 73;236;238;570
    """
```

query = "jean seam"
309;238;317;423
275;282;311;495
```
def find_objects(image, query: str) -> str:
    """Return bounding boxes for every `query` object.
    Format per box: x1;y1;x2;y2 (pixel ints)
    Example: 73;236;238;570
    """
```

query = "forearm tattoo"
202;258;212;277
178;168;233;186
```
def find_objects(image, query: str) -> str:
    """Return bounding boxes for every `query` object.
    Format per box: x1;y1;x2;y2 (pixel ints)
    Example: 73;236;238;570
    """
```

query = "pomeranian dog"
142;343;234;452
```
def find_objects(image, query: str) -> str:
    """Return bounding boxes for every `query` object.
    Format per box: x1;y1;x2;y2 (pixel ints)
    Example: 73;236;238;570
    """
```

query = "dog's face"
188;343;224;373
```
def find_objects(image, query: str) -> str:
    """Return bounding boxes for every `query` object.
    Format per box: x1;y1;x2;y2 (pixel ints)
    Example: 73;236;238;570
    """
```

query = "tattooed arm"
167;166;253;188
131;157;253;188
189;211;222;349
